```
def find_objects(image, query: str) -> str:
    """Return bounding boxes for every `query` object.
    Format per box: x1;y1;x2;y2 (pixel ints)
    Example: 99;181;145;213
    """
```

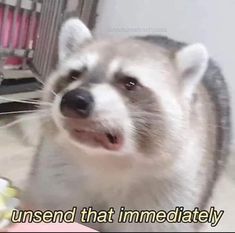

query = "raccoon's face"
44;18;208;157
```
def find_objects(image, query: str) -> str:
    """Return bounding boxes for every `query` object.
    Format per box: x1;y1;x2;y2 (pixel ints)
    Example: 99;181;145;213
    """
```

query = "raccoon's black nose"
60;89;94;118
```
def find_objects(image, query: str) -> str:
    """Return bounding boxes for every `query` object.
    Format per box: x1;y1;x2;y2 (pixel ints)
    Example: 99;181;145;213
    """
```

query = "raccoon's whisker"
36;78;57;97
51;90;57;97
38;86;57;97
0;96;52;106
36;78;47;87
36;78;56;96
46;89;58;98
0;109;49;116
20;98;52;105
0;112;49;129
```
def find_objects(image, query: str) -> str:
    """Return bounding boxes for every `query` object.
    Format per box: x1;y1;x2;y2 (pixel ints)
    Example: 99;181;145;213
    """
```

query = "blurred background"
0;0;234;231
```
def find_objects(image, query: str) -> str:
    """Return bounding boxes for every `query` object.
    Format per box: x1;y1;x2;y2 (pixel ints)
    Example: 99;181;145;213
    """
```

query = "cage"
0;0;97;113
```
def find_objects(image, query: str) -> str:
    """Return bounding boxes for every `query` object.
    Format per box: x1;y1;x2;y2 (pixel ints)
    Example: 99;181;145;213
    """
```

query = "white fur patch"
90;84;136;154
107;58;121;77
63;52;99;72
175;43;209;98
59;18;92;62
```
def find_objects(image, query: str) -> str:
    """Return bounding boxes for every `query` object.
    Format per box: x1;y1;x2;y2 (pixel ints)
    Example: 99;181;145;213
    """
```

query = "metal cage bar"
0;0;41;61
32;0;66;79
0;3;10;48
0;0;98;110
9;0;21;50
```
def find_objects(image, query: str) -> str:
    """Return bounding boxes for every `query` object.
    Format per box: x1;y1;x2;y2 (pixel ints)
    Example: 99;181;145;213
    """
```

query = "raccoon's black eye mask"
68;69;82;81
114;72;143;92
67;67;87;82
53;68;87;94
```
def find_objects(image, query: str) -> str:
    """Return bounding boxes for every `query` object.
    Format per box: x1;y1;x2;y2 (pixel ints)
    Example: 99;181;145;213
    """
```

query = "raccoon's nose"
60;89;94;118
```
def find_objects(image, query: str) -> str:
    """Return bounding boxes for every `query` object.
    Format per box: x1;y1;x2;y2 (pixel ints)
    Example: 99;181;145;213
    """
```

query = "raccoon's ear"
175;43;209;99
58;18;92;62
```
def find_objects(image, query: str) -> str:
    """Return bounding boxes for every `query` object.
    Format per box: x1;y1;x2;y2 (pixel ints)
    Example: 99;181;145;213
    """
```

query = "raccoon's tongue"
74;130;123;151
95;132;123;151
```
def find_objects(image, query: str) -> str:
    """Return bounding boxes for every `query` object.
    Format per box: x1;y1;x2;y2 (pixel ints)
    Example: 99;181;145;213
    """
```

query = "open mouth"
71;129;123;151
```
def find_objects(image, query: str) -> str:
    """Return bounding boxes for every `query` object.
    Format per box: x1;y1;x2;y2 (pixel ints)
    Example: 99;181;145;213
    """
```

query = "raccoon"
23;18;231;231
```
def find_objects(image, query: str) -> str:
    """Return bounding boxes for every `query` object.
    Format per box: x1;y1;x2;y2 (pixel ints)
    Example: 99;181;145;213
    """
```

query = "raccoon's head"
44;18;209;158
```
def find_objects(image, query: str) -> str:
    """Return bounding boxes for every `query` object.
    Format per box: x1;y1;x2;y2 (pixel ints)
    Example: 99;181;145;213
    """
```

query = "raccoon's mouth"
71;129;123;151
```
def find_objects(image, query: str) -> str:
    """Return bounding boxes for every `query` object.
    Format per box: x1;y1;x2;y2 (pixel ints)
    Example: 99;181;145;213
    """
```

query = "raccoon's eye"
68;70;82;81
123;76;138;91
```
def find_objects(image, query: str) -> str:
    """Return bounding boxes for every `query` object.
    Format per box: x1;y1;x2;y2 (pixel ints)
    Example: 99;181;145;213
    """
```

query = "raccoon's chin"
70;129;124;151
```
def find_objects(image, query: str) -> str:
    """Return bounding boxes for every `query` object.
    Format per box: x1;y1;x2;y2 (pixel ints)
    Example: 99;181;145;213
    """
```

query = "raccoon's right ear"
58;18;92;62
175;43;209;100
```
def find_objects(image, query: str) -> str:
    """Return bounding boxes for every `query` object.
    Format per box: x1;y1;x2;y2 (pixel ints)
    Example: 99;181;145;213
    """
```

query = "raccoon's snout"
60;89;94;118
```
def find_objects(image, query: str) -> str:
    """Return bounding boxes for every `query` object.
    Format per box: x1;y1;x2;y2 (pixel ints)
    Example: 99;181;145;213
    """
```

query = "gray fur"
137;35;231;205
24;30;231;232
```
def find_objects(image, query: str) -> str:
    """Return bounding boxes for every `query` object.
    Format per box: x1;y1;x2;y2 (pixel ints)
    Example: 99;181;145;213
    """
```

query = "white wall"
94;0;235;136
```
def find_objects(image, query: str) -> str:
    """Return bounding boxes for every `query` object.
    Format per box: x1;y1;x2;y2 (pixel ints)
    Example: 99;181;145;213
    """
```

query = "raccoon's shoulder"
137;35;231;171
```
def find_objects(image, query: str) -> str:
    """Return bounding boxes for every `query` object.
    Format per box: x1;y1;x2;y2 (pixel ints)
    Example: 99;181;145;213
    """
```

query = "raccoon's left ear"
175;43;209;99
58;18;92;62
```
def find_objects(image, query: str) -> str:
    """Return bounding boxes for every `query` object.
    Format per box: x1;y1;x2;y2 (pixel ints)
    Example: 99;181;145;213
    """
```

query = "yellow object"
5;187;18;199
0;177;20;230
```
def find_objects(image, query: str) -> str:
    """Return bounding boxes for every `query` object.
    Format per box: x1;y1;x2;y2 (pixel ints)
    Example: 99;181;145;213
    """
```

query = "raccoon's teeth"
106;133;117;144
